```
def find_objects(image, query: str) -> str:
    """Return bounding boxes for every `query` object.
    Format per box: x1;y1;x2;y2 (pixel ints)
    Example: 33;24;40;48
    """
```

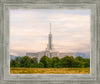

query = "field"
10;68;90;74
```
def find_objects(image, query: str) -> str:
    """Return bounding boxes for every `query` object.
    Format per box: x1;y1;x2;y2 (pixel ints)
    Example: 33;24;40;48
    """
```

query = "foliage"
60;56;75;68
10;59;17;67
38;62;44;68
51;57;60;67
76;56;84;61
40;55;52;68
10;56;90;68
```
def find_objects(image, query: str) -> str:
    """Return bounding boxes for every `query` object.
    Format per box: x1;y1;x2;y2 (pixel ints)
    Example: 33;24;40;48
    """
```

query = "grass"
10;67;90;74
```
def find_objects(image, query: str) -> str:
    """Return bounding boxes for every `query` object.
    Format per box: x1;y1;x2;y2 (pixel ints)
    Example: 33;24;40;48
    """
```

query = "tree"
15;57;22;67
30;63;34;68
60;56;75;68
40;55;51;68
54;61;62;68
84;62;90;68
30;57;38;68
76;56;84;62
75;56;90;68
20;56;31;67
10;59;17;67
10;55;90;68
51;57;60;67
38;62;44;68
83;58;90;68
73;60;83;68
31;57;38;64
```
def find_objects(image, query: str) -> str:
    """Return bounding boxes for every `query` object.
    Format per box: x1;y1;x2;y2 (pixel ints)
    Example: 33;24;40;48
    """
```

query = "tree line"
10;55;90;68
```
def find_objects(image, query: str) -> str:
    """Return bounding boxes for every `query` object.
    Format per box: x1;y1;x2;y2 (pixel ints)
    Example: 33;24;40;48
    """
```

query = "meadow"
10;68;90;74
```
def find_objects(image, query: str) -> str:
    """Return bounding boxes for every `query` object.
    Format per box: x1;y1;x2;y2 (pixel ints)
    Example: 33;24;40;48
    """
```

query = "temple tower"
47;23;54;51
45;23;54;58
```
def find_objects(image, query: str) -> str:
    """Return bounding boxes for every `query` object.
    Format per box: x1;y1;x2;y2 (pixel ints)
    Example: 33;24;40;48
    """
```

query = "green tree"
31;57;38;64
75;57;90;68
54;61;62;68
51;57;60;67
60;56;75;68
84;62;90;68
38;62;44;68
76;56;84;62
83;58;90;68
40;55;51;68
30;57;38;68
30;63;34;68
10;55;90;68
73;60;83;68
10;59;17;67
20;56;31;67
15;57;22;67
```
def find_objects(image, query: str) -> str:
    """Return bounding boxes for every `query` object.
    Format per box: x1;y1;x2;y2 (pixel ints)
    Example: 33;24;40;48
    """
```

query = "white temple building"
26;23;75;62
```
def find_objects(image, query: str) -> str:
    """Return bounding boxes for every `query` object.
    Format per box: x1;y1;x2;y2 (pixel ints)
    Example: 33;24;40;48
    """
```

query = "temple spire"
46;23;53;51
50;23;51;34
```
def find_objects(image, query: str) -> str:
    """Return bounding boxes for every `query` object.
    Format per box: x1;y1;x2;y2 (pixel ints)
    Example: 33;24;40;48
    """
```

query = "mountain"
10;55;24;61
10;55;16;61
75;52;90;58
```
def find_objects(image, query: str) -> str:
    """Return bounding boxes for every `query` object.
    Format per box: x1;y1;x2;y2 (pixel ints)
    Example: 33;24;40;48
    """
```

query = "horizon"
10;9;90;57
10;51;90;58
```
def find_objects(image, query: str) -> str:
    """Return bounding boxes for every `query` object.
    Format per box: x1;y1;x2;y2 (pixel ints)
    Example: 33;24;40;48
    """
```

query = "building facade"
26;23;75;62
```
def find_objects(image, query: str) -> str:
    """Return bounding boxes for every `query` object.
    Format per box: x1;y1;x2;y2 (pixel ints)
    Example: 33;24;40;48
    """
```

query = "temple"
26;23;75;62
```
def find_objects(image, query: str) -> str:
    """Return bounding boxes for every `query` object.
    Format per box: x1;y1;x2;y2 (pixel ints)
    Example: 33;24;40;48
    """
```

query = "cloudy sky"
10;9;90;56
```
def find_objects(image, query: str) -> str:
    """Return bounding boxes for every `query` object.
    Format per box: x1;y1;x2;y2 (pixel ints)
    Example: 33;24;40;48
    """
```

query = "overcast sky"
10;9;90;56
